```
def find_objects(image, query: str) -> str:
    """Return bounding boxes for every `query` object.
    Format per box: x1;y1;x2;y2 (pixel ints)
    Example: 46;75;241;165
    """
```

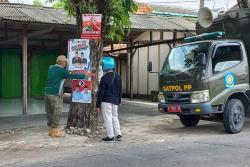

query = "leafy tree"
49;0;137;132
33;0;44;6
52;1;64;9
237;0;249;8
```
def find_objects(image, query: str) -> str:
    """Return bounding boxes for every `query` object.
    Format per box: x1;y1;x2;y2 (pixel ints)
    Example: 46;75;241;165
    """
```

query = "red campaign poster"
81;14;102;39
72;80;92;103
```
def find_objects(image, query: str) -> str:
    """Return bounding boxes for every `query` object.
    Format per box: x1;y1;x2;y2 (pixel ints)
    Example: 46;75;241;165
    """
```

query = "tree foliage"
52;1;64;9
33;0;44;6
50;0;137;41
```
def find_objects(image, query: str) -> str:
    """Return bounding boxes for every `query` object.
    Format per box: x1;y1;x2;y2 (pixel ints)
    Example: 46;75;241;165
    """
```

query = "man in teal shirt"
44;55;86;137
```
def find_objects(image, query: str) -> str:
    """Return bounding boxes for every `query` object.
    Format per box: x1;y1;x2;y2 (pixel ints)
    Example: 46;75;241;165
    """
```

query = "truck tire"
223;99;245;134
179;115;200;127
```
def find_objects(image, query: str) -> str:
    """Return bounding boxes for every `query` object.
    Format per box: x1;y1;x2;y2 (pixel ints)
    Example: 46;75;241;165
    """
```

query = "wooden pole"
173;30;177;47
137;46;139;95
22;25;28;115
147;32;153;96
147;46;149;96
158;44;161;84
126;44;130;95
129;39;134;100
200;0;204;9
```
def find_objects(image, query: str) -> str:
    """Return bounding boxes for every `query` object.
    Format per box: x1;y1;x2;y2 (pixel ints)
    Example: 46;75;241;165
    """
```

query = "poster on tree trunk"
72;79;92;103
68;39;90;72
81;14;102;39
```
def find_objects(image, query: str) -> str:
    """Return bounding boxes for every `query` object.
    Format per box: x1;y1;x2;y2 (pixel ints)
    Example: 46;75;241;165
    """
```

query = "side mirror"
197;53;206;66
147;61;152;72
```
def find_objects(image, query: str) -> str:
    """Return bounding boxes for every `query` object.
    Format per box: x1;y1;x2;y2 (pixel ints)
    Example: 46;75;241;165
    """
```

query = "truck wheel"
179;115;200;127
223;99;245;134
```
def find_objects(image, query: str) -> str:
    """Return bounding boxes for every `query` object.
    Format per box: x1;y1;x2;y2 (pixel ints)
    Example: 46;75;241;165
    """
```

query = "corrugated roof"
147;4;197;15
130;15;195;31
0;3;75;25
0;3;195;31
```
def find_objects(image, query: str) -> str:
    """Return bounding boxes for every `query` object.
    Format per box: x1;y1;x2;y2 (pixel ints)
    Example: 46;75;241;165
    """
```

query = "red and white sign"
81;14;102;39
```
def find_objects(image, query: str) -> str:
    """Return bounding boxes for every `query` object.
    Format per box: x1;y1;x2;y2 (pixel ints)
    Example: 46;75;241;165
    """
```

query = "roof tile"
0;3;195;31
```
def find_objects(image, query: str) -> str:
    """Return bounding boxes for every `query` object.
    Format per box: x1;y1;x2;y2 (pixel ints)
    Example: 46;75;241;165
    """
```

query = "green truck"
149;7;250;134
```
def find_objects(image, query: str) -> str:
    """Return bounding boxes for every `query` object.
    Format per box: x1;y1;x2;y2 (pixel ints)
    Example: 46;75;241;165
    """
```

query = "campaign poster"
72;80;92;103
68;39;90;72
81;14;102;39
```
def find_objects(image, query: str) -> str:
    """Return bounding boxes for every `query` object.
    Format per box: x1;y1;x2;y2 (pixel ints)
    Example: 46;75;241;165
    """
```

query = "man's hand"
96;108;101;112
84;72;94;78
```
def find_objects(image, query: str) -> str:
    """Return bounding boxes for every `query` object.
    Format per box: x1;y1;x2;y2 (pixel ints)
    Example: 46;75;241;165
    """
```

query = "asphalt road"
4;100;250;167
23;132;250;167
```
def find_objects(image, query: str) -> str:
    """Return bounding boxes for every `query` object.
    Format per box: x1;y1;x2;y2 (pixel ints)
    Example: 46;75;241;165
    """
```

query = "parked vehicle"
149;7;250;133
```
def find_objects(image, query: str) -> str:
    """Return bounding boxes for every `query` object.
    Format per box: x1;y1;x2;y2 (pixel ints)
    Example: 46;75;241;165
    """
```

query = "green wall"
0;49;22;98
0;51;1;97
0;49;59;98
0;52;1;97
30;50;59;97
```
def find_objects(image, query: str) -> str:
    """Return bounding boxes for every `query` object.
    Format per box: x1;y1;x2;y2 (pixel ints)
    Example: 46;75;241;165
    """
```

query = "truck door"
208;43;247;105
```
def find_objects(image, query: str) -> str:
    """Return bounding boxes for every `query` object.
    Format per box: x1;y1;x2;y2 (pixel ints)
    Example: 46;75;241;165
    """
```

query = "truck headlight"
158;92;166;103
190;90;209;103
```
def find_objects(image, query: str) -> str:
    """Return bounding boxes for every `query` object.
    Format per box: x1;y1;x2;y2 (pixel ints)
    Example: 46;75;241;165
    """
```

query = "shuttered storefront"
0;49;22;98
30;50;59;97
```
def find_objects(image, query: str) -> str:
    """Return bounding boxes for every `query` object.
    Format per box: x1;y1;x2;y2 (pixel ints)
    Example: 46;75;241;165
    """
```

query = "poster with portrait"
81;14;102;39
72;79;92;103
68;39;90;72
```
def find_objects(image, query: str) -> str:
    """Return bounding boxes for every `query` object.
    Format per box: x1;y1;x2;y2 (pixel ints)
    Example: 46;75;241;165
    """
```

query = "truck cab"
154;34;250;134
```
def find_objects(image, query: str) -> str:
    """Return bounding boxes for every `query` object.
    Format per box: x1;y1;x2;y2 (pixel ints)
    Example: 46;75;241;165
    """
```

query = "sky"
136;0;238;10
9;0;238;10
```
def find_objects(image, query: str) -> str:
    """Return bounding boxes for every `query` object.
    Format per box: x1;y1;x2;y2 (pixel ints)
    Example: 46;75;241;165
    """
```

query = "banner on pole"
81;14;102;39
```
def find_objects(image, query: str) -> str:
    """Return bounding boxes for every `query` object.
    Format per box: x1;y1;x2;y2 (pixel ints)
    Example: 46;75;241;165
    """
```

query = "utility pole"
200;0;204;9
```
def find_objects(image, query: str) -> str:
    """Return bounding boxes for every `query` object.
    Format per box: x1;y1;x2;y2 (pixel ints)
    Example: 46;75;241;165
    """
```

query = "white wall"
137;47;148;94
120;31;186;95
159;44;170;69
148;45;159;93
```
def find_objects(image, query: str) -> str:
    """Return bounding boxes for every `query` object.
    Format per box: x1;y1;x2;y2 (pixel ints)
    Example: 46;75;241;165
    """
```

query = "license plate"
167;105;182;113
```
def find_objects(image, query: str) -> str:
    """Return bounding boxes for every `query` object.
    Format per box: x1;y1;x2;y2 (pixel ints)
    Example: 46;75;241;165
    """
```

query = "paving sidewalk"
0;113;69;131
0;99;159;131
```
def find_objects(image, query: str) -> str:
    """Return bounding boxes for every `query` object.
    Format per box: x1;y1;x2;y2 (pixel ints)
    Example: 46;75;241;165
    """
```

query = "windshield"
161;42;210;75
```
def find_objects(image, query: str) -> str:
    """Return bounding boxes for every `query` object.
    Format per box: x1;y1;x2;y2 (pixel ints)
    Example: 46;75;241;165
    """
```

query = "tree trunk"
65;1;104;134
66;39;103;132
66;40;103;132
88;39;103;131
